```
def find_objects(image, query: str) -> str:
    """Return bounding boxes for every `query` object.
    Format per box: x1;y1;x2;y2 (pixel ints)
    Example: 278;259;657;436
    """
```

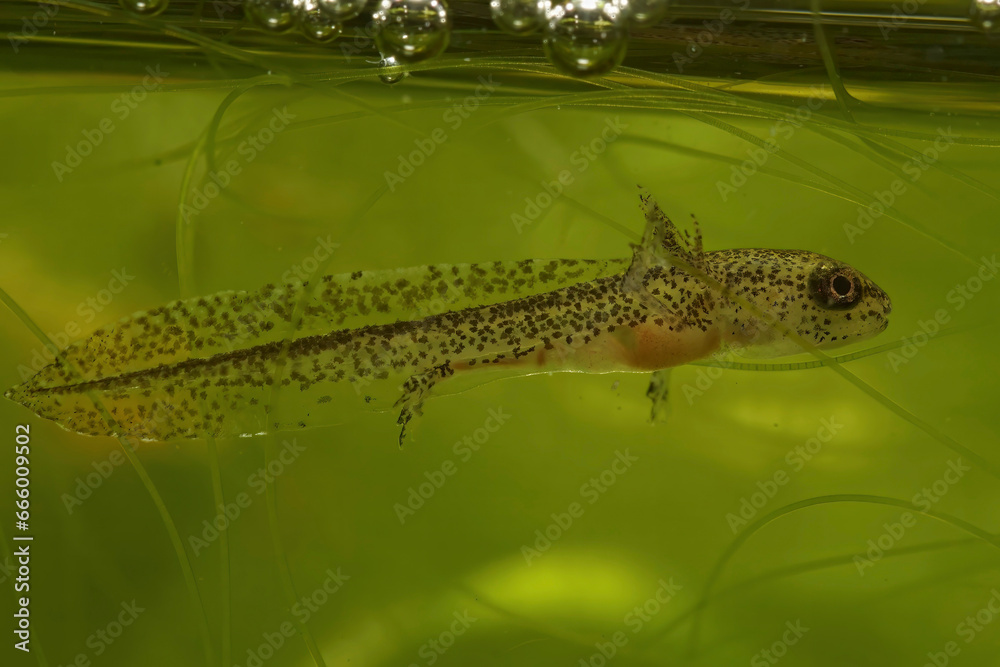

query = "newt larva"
5;189;891;443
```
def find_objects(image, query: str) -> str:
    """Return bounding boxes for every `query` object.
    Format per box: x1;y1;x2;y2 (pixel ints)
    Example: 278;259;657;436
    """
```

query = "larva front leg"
646;368;673;424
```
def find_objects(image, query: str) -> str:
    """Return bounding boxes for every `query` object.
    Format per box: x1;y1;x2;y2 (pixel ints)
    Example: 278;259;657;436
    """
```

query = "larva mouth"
859;274;892;317
866;280;892;315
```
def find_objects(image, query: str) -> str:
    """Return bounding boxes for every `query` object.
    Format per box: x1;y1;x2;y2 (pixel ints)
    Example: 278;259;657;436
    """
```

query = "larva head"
709;249;892;358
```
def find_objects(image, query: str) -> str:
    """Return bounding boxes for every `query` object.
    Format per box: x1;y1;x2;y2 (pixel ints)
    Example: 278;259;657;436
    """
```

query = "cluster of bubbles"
242;0;368;41
240;0;452;58
491;0;669;76
117;0;652;76
116;0;999;79
971;0;1000;31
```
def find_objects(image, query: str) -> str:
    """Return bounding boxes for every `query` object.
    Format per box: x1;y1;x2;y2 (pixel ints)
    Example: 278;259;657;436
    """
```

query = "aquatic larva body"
5;191;891;442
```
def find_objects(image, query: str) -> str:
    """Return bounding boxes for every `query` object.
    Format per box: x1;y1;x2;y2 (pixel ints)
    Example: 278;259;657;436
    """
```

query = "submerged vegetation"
0;1;998;666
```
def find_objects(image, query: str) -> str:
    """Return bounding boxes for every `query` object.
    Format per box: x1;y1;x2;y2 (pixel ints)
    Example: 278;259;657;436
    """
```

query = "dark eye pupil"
832;275;852;297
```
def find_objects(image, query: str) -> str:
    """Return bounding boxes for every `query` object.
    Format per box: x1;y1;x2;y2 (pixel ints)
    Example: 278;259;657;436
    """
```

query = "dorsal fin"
625;186;709;281
622;187;716;316
636;186;707;268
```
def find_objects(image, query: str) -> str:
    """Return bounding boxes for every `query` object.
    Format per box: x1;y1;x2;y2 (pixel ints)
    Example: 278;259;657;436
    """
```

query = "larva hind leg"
394;362;454;447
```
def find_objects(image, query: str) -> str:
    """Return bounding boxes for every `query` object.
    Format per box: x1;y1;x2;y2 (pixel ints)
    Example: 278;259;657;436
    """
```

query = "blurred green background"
1;2;999;666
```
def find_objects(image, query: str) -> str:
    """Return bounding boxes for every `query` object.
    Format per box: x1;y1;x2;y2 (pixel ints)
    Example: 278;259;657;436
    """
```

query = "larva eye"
809;266;861;310
831;274;854;298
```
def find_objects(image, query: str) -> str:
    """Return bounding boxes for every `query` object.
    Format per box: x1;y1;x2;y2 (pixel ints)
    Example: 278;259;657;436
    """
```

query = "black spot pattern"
5;193;891;441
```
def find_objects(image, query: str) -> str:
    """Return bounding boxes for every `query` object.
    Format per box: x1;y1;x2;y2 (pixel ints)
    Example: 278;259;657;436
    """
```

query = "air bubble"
373;0;452;65
119;0;169;16
490;0;547;34
544;0;629;77
620;0;669;26
245;0;297;32
971;0;1000;31
317;0;368;21
378;55;409;83
297;0;343;41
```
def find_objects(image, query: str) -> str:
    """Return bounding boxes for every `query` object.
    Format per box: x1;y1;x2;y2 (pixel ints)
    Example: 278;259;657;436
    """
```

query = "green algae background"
1;5;1000;667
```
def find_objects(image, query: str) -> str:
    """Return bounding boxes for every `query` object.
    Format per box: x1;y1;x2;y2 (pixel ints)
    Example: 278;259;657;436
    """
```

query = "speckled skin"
5;191;891;443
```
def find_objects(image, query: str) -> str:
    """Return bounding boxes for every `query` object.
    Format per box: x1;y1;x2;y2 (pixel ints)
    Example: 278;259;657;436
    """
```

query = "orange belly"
452;321;721;375
612;321;722;371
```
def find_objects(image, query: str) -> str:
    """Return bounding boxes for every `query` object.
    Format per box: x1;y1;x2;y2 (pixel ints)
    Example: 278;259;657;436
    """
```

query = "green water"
1;2;1000;666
